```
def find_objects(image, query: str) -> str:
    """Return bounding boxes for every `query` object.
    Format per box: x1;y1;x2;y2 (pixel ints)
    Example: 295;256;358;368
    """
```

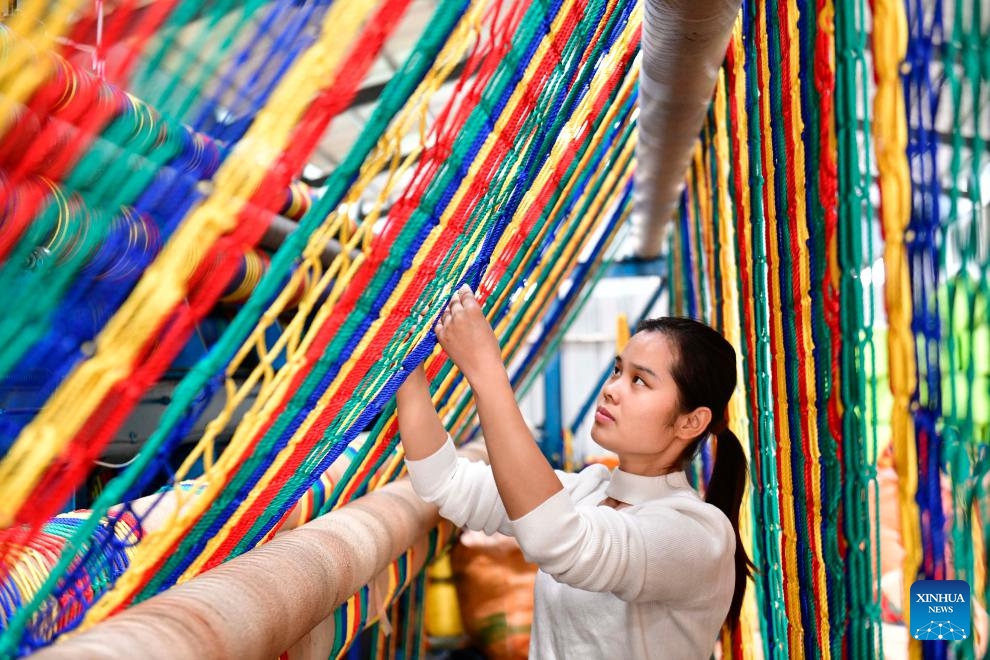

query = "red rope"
778;0;826;646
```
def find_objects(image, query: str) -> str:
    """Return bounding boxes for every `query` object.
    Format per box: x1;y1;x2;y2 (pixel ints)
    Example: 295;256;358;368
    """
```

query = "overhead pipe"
631;0;742;259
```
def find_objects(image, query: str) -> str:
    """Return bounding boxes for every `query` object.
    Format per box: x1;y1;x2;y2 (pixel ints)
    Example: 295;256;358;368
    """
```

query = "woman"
396;285;752;659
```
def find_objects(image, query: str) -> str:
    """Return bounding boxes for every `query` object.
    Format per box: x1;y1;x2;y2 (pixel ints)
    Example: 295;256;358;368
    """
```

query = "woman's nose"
601;379;618;402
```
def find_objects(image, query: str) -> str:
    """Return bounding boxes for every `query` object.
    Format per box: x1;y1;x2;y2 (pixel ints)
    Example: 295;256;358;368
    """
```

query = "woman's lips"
594;406;615;423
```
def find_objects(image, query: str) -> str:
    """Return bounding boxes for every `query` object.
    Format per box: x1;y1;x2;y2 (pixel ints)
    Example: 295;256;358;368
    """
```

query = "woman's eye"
633;376;645;385
611;365;620;376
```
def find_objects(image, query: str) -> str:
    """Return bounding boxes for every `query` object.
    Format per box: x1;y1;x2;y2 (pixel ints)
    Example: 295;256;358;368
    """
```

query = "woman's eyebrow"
629;362;659;379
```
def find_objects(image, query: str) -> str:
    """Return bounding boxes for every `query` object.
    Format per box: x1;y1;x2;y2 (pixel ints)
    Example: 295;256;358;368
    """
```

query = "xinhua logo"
910;580;970;641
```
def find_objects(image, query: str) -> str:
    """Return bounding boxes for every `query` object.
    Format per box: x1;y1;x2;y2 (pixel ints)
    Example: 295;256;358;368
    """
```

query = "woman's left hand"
435;285;504;384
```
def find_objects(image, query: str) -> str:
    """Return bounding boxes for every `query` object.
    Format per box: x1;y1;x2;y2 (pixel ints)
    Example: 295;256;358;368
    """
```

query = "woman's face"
590;331;695;475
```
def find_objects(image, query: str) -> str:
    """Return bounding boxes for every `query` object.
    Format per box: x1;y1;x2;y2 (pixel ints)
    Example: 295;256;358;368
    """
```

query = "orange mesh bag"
451;530;537;660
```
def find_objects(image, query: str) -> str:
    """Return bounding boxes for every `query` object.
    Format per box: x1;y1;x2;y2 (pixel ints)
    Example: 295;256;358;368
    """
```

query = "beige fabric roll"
34;480;436;660
34;443;490;660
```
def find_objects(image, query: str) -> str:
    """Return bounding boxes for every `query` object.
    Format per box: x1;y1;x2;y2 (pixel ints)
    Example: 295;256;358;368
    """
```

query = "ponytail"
704;428;754;631
635;317;752;629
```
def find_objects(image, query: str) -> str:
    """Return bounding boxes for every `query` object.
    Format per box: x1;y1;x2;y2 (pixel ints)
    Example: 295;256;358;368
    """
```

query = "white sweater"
406;438;736;659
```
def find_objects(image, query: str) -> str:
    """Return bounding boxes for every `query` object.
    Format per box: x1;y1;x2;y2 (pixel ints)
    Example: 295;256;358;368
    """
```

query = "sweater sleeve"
405;436;589;538
509;482;735;604
405;436;512;536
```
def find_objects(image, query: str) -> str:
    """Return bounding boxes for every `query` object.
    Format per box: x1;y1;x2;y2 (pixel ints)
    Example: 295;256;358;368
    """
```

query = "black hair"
636;316;754;631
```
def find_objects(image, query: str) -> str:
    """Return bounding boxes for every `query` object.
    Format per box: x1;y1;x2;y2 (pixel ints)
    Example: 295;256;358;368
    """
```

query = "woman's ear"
676;406;713;441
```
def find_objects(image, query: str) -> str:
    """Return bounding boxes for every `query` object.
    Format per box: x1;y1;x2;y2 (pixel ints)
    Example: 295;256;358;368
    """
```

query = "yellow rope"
696;146;715;304
616;314;630;352
871;0;919;650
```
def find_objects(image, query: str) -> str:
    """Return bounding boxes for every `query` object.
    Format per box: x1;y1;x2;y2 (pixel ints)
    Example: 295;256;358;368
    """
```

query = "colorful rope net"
0;0;641;656
3;0;987;659
672;0;988;658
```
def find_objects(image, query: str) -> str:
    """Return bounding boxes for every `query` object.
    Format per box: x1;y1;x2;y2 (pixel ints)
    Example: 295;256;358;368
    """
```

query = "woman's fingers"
435;312;449;336
448;289;465;314
453;284;482;319
430;284;502;382
442;285;471;322
434;284;481;339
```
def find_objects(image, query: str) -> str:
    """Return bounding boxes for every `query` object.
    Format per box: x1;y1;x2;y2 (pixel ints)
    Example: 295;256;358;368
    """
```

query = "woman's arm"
395;363;448;460
395;361;512;535
434;285;563;520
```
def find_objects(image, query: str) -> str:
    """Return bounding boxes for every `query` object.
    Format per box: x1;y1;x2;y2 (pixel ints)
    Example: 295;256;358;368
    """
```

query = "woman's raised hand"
435;284;504;384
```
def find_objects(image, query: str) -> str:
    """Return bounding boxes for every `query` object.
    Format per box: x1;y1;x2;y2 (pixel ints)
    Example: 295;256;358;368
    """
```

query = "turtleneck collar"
605;468;694;505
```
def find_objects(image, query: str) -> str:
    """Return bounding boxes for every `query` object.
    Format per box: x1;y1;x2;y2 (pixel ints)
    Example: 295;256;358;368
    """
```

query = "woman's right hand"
434;285;504;385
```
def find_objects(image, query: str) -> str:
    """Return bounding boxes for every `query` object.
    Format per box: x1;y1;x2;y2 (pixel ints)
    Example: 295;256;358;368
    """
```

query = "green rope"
834;0;882;651
742;3;790;653
131;0;267;121
941;2;989;657
762;1;821;649
689;150;707;319
705;106;725;332
717;58;773;660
